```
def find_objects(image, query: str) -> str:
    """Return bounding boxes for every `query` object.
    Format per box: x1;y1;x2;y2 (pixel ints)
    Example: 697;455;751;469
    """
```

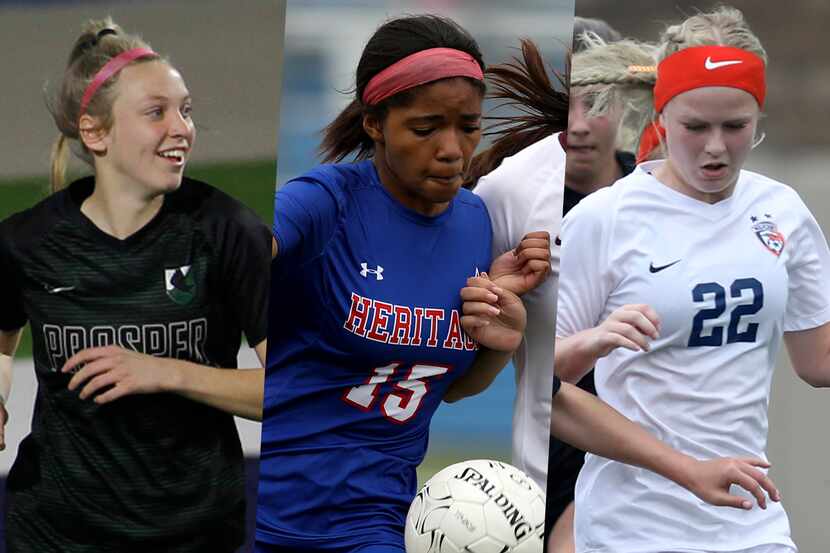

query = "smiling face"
656;86;759;203
93;60;195;197
365;77;483;217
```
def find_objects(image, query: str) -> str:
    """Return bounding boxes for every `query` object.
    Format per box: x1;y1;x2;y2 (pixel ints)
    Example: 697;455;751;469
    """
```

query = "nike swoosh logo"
649;260;681;273
704;57;743;70
46;285;76;294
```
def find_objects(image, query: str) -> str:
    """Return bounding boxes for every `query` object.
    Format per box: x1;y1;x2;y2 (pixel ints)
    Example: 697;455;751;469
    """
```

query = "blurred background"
277;0;573;483
0;1;284;551
575;1;830;550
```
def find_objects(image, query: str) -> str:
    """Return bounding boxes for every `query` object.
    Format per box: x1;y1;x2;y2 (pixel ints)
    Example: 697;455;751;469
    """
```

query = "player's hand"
460;273;526;352
682;457;781;510
488;231;551;297
583;304;661;359
62;346;175;404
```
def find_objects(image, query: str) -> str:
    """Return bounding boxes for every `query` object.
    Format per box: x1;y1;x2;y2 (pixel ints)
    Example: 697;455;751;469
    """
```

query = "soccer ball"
405;459;545;553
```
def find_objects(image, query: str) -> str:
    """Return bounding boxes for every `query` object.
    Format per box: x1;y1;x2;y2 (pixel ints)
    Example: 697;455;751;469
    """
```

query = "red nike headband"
653;45;766;113
637;45;766;163
361;48;484;106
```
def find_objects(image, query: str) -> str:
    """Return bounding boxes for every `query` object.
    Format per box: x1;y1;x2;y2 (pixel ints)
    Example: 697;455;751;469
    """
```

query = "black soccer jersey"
0;177;269;552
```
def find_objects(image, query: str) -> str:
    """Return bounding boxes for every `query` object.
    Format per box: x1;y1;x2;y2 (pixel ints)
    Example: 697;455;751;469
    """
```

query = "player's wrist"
561;330;601;382
159;357;187;393
661;451;698;491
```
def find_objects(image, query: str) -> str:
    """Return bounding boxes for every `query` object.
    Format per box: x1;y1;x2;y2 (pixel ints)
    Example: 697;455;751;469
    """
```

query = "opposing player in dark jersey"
0;19;269;552
258;15;551;553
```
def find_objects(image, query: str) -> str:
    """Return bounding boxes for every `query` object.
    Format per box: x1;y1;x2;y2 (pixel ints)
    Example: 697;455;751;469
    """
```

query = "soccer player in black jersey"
0;19;269;553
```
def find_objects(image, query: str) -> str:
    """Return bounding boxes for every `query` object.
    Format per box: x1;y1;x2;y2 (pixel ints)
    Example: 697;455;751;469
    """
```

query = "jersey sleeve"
784;195;830;331
217;206;272;347
555;192;615;338
0;224;28;331
273;175;341;262
474;171;518;258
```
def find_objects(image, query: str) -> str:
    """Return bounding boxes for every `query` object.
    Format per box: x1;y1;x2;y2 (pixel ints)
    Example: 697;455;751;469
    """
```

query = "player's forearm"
0;329;23;403
554;332;600;383
551;381;697;488
164;360;264;421
443;347;513;403
0;355;12;404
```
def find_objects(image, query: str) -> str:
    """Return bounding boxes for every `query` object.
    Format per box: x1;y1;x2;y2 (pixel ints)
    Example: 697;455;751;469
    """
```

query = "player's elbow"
794;363;830;388
800;372;828;388
443;386;475;404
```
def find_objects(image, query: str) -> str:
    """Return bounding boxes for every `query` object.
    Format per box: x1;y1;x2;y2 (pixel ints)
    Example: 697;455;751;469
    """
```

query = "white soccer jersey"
557;160;830;552
475;132;565;491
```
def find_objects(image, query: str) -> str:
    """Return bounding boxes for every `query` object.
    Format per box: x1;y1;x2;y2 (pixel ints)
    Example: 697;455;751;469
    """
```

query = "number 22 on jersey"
688;278;764;347
343;363;451;423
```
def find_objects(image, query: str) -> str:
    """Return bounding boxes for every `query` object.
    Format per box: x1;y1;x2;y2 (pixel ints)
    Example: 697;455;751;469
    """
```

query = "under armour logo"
360;262;384;280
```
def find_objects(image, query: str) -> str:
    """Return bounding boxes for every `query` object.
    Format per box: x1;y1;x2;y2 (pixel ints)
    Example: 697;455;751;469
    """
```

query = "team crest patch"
164;265;196;305
751;215;785;256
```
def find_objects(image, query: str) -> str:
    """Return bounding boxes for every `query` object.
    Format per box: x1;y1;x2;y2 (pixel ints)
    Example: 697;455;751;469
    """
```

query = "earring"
751;131;766;150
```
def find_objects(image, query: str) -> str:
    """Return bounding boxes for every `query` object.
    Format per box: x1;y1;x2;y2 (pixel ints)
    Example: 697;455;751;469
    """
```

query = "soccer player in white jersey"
465;34;780;544
467;39;569;492
556;6;830;553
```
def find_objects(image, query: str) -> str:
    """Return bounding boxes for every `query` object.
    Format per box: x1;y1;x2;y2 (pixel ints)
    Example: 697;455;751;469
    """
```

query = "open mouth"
701;162;728;178
567;144;596;155
157;148;188;165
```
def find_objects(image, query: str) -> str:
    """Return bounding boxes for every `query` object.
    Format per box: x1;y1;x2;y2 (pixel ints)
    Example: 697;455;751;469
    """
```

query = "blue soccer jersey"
257;160;492;550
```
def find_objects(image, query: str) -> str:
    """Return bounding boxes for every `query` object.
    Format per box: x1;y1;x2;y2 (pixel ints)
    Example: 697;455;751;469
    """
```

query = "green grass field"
417;446;511;486
0;158;276;357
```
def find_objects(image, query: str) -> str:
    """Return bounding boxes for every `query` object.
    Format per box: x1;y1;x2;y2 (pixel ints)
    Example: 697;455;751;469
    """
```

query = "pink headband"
362;47;484;106
79;47;158;118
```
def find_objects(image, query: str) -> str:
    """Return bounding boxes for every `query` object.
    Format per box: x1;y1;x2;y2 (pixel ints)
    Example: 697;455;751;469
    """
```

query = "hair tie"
96;28;118;40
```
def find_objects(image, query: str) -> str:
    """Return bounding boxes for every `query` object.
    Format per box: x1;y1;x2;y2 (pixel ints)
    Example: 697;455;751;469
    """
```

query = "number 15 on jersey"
343;363;452;424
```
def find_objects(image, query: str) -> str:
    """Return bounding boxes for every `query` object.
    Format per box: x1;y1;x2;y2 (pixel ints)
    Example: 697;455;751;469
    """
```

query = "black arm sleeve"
0;224;27;331
216;204;271;348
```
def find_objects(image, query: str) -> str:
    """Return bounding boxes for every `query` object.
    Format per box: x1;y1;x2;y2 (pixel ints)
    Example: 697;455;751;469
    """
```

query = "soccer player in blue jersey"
258;14;551;553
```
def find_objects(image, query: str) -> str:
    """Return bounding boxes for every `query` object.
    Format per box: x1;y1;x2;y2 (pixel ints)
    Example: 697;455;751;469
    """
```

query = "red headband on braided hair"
637;45;766;163
362;48;484;106
79;47;158;119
